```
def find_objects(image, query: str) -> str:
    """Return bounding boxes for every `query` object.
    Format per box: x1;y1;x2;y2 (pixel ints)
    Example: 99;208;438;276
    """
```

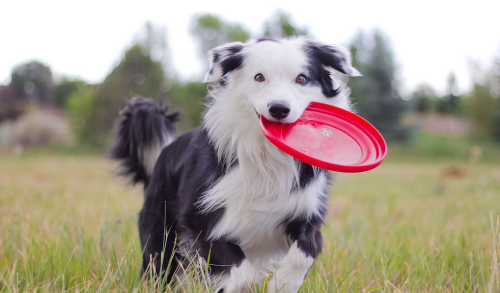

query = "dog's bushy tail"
110;96;180;187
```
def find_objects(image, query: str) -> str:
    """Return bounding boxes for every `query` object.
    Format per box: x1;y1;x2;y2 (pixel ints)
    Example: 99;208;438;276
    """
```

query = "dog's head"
203;38;361;124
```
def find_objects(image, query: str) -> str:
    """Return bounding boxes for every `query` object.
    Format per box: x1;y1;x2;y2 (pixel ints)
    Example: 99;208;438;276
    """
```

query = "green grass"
1;152;499;292
388;132;500;163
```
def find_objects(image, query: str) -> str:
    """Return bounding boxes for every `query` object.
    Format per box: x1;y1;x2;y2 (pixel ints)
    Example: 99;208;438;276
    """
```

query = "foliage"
167;81;208;131
456;47;500;141
84;43;168;147
412;83;438;113
65;83;96;144
10;61;54;105
463;82;500;139
0;61;54;123
435;73;462;114
263;10;308;38
490;49;500;141
411;76;462;115
191;14;251;67
53;78;89;108
1;153;500;292
350;30;411;142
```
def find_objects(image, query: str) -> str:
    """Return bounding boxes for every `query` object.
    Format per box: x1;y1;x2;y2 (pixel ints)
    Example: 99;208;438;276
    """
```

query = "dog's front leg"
267;220;322;293
266;241;315;293
218;259;265;293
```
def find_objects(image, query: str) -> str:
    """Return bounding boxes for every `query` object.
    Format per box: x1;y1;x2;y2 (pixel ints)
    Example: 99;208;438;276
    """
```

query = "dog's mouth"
255;108;260;119
255;108;297;124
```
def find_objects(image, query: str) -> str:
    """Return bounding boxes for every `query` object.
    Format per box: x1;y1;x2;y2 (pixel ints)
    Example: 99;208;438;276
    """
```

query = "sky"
1;0;499;96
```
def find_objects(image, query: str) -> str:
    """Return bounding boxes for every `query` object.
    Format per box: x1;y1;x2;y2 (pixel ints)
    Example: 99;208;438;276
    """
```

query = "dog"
111;37;360;293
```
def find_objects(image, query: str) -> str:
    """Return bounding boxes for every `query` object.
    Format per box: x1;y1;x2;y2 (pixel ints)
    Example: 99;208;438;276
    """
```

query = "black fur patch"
213;52;220;63
293;160;328;189
220;54;244;76
217;78;228;88
284;215;324;258
227;44;244;53
110;96;179;187
209;45;245;80
304;42;350;98
257;38;279;43
138;127;242;281
286;165;329;258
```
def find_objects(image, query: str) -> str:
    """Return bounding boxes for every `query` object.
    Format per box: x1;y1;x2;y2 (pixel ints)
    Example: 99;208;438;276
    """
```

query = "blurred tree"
85;43;167;147
437;73;461;114
463;48;500;141
492;109;500;141
492;49;500;99
263;10;308;38
65;83;95;144
10;61;54;105
167;81;208;131
349;29;411;142
463;82;498;137
412;83;438;113
0;61;53;122
53;78;88;108
191;14;251;67
491;48;500;140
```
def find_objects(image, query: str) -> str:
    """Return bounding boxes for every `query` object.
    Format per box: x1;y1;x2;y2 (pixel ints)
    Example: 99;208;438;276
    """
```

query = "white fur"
216;259;266;293
141;135;174;175
202;168;327;260
235;39;352;124
200;37;356;292
267;242;314;293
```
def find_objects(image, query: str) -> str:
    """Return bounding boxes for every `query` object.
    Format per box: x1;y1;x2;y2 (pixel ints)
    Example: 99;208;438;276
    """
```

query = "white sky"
1;0;499;96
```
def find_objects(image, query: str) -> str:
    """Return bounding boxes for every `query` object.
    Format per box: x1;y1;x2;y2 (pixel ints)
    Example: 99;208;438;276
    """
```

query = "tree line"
1;10;499;149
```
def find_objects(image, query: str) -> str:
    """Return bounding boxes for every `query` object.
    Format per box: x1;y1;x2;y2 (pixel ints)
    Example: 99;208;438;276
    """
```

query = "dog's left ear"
203;42;246;83
305;42;362;77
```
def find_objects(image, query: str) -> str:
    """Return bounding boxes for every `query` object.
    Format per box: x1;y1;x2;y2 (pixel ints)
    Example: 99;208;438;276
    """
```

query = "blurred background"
1;1;500;291
1;0;499;159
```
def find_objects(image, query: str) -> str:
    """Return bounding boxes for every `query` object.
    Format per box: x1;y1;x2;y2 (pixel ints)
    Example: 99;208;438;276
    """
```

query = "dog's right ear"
203;42;246;83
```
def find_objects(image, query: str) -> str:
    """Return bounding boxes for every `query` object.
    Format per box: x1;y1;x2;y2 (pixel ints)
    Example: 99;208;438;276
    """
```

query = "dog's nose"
268;102;290;120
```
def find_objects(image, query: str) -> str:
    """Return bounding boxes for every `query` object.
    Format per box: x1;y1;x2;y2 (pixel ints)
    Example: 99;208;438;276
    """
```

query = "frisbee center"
283;121;362;165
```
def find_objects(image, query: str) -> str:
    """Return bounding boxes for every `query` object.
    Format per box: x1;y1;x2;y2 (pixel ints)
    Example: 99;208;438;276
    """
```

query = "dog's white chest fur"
201;158;327;266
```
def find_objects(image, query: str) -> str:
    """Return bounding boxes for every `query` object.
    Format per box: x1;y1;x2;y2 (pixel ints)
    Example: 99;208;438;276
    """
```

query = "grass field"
1;151;500;292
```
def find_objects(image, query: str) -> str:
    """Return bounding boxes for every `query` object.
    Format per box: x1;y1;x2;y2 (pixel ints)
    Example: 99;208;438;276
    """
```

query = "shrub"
0;109;70;147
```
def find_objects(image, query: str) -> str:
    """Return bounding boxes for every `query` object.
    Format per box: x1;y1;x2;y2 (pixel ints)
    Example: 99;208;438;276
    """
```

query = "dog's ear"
305;42;361;77
203;42;246;83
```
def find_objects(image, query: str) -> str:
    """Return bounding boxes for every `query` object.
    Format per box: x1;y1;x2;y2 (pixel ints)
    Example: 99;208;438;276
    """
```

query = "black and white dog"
111;37;360;292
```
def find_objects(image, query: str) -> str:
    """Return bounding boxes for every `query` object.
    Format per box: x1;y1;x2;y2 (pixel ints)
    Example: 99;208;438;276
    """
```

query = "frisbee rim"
260;102;387;173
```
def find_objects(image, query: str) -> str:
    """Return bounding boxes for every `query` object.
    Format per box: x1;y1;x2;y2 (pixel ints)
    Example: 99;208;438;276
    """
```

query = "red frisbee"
260;102;387;173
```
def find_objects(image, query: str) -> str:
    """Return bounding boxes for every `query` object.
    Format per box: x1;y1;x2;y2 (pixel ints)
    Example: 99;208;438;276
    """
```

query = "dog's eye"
296;74;307;84
254;73;265;82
